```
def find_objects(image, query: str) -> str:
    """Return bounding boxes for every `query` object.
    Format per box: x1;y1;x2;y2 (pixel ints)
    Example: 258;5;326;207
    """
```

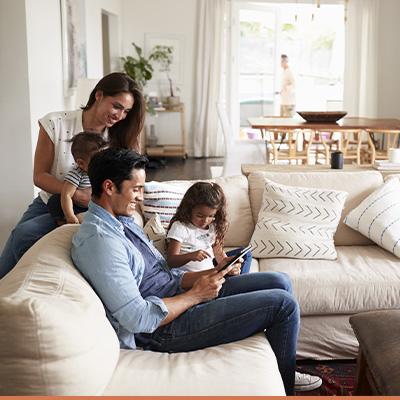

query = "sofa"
1;168;399;395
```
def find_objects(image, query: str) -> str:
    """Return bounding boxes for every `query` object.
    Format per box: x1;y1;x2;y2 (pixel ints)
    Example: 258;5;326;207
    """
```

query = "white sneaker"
295;372;322;392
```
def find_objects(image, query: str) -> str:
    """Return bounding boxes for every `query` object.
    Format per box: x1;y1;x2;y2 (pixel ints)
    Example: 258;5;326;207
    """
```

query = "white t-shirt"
281;67;296;105
167;221;216;272
38;109;108;204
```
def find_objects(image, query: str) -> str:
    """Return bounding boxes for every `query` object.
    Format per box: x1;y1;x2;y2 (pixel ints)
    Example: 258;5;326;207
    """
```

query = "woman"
0;72;146;279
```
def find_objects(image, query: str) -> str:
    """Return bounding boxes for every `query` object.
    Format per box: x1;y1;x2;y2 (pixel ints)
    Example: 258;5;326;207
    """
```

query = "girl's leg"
0;196;57;279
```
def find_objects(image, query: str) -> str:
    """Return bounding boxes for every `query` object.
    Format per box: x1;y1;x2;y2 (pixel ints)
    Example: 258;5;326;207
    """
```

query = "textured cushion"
344;178;400;258
0;225;120;396
143;213;167;259
258;245;400;316
141;175;254;247
247;171;383;246
141;182;185;228
102;333;285;396
250;178;347;259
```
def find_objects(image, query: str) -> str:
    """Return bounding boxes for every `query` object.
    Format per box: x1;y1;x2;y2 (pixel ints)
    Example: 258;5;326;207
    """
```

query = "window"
227;1;345;138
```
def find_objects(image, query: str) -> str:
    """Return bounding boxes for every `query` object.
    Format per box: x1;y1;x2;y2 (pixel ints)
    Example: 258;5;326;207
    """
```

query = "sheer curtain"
193;0;226;157
343;0;379;117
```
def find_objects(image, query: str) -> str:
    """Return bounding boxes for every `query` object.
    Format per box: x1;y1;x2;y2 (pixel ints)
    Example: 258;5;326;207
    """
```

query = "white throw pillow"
250;178;348;260
143;214;167;259
344;177;400;258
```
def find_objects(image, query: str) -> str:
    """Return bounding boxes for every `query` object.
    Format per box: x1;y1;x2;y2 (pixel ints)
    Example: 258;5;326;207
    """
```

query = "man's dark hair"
88;148;148;199
67;132;107;161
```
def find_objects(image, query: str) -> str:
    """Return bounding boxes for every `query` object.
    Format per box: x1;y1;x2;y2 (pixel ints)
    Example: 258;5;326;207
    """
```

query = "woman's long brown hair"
82;72;146;152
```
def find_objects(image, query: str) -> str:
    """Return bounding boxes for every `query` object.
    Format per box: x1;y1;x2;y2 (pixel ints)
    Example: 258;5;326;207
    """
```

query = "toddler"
166;181;252;273
47;132;107;225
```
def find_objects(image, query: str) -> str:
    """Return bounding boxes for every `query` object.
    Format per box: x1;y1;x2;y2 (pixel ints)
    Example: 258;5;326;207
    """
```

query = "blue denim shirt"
71;201;185;349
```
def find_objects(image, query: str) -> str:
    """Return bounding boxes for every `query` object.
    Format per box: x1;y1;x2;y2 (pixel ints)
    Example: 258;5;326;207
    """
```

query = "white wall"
120;0;199;155
377;0;400;118
0;0;35;252
0;0;123;252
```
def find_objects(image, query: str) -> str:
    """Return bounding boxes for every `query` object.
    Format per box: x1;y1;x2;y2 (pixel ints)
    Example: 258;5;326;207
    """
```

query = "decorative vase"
147;125;158;147
167;96;180;109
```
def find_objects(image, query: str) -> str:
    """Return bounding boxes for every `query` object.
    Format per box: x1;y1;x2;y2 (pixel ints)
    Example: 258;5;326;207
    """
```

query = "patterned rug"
295;359;357;396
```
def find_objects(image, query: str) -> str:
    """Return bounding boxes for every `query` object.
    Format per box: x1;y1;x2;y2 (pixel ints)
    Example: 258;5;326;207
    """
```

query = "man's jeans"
0;196;57;279
149;272;300;395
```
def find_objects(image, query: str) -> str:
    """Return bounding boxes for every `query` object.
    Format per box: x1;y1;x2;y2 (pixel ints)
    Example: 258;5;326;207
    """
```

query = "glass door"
228;2;281;131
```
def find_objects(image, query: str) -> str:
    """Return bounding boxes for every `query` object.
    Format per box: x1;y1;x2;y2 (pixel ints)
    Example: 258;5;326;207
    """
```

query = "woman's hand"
72;187;92;208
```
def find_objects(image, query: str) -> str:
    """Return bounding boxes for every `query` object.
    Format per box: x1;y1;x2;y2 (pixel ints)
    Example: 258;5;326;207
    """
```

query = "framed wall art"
60;0;87;96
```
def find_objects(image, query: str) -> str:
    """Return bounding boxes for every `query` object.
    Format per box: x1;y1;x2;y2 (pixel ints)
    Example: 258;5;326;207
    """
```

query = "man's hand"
190;267;232;303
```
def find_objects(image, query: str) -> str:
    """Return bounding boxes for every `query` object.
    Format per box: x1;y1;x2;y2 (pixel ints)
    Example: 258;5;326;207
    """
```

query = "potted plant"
149;45;180;106
121;42;156;116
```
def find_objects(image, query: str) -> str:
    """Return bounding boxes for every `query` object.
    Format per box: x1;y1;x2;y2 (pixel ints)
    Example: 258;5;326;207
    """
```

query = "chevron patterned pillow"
344;177;400;258
250;178;348;259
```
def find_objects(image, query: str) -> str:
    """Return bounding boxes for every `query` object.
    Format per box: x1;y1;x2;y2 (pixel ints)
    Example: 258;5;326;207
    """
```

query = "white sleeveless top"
38;109;108;204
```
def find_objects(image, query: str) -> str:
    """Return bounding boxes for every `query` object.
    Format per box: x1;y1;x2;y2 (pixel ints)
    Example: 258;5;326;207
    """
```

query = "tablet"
219;244;252;271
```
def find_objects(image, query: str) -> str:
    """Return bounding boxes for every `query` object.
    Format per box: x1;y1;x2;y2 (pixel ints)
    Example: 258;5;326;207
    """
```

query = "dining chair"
267;129;314;165
362;129;400;164
216;102;266;176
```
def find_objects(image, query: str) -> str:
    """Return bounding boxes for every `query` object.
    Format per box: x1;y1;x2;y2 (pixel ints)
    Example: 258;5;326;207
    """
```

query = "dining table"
248;116;400;164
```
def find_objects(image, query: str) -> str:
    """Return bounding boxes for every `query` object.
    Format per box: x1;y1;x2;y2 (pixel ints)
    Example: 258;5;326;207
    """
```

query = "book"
372;160;400;170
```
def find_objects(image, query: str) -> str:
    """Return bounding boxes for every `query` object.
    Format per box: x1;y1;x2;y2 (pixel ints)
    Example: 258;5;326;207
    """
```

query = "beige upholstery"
0;225;284;396
247;171;383;246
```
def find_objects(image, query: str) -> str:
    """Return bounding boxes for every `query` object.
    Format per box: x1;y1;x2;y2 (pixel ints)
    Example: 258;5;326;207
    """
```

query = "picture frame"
60;0;88;97
145;33;184;84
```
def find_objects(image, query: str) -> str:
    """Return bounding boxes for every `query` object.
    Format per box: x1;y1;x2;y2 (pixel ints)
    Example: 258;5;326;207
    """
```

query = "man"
71;148;321;395
280;54;296;117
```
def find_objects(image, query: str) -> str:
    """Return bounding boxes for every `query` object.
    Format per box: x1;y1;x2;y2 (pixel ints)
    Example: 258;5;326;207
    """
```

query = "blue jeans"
0;196;57;279
213;247;252;274
149;272;300;395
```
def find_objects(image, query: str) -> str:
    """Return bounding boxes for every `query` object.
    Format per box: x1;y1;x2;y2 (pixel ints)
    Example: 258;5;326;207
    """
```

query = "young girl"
166;182;252;274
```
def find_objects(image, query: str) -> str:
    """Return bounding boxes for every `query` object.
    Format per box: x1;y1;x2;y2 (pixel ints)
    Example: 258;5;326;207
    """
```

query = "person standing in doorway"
280;54;296;117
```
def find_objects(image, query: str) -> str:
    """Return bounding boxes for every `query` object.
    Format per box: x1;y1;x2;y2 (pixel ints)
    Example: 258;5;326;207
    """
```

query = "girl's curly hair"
167;182;228;248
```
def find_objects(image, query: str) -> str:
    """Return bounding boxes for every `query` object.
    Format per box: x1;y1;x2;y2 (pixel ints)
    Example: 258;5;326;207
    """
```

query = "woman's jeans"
213;246;252;274
149;272;300;395
0;196;57;279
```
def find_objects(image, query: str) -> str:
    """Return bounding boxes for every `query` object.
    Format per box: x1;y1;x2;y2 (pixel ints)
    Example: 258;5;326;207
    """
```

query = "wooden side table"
144;103;186;159
349;310;400;395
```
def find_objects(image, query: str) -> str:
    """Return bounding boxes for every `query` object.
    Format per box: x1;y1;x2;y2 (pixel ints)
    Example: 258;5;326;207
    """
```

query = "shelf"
144;103;186;158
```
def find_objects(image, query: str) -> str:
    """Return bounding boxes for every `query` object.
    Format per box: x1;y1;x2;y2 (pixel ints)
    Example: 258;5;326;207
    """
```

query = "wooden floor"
145;157;224;182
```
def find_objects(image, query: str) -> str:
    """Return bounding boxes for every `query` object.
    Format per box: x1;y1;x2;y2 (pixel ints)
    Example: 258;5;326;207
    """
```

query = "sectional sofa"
1;168;399;395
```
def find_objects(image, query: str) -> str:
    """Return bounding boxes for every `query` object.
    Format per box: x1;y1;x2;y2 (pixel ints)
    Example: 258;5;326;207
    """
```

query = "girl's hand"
72;187;92;208
217;256;243;276
191;249;212;262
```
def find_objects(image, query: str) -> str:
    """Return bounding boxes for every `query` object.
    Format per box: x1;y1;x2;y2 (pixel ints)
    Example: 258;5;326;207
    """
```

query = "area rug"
295;359;357;396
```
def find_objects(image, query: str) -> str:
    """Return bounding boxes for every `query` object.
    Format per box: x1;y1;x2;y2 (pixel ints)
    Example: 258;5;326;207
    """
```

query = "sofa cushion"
248;171;383;246
250;178;347;259
258;245;400;316
102;333;285;396
0;225;120;396
344;177;400;258
142;175;254;247
143;213;167;258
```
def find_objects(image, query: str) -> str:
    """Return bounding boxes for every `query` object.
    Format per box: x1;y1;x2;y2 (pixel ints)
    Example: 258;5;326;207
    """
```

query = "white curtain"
193;0;226;157
343;0;379;117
